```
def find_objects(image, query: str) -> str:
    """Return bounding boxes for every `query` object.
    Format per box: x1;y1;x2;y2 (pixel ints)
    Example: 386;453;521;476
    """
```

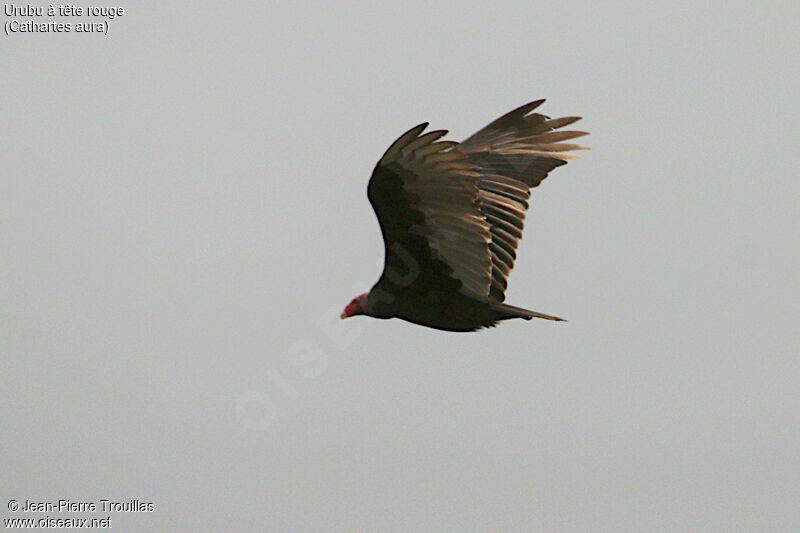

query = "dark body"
366;163;531;331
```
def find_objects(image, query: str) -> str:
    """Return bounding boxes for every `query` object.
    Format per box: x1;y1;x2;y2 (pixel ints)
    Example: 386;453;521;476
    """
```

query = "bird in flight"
341;100;587;332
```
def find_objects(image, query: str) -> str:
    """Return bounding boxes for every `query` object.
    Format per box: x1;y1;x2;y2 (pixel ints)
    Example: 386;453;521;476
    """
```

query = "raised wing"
368;124;492;300
368;100;588;305
459;100;588;301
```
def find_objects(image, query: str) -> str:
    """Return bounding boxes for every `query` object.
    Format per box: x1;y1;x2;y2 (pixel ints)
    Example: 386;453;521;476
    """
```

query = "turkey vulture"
341;100;588;332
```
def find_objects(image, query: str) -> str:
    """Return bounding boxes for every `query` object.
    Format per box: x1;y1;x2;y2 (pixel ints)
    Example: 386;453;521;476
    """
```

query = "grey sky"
2;2;799;531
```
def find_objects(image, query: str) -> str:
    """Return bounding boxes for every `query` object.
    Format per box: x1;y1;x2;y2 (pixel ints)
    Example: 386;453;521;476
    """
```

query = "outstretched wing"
367;100;588;305
459;100;588;301
368;124;492;300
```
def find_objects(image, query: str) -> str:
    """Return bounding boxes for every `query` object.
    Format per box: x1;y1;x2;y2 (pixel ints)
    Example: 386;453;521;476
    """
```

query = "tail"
492;302;567;322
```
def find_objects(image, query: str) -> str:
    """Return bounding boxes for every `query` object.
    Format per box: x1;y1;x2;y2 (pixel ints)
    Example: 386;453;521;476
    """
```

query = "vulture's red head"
341;292;368;319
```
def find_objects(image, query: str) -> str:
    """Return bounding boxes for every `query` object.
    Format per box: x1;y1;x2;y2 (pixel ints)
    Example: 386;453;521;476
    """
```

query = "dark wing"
458;100;588;301
368;124;493;300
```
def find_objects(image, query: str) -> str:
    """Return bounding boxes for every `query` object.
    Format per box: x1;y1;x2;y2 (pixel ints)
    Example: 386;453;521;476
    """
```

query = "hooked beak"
340;311;348;320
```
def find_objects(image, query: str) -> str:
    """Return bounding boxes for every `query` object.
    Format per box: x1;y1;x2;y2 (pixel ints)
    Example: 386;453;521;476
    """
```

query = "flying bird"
341;100;587;332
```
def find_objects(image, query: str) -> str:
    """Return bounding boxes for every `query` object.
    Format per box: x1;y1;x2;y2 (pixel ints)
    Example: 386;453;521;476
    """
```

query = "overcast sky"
2;2;799;531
